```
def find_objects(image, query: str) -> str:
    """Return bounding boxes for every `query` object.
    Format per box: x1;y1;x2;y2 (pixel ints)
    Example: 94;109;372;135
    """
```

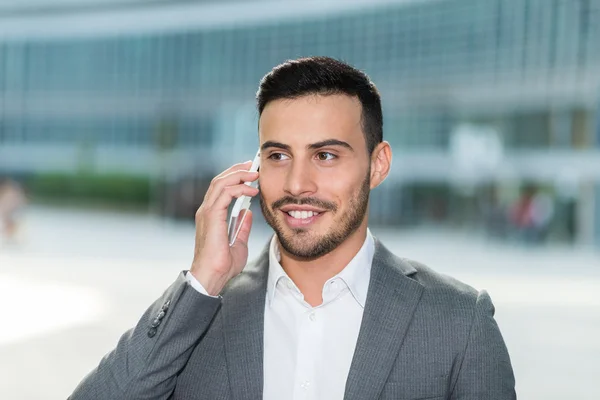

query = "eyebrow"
261;141;291;152
308;139;354;152
260;139;354;153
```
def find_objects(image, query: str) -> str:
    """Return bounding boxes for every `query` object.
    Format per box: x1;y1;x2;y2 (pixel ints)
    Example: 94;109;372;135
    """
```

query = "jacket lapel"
344;239;424;400
221;243;270;400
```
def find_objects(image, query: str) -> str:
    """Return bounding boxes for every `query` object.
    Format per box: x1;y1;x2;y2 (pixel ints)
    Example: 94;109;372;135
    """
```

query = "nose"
283;159;317;197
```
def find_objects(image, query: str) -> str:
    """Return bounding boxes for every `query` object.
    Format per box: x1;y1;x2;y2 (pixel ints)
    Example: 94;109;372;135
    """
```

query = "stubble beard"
259;174;371;260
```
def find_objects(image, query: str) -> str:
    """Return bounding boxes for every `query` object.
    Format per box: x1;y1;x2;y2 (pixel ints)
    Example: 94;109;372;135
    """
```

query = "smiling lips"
279;206;326;227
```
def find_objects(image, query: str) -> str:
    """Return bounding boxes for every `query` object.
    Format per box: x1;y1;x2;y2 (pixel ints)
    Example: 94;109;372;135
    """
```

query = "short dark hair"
256;56;383;154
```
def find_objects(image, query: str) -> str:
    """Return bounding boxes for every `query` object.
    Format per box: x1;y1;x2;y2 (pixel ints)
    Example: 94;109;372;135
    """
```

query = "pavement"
0;205;599;399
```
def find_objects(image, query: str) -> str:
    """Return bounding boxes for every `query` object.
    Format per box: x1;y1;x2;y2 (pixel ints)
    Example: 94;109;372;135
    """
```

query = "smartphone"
227;150;260;246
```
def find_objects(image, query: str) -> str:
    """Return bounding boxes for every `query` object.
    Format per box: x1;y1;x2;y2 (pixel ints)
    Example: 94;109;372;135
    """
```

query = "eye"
268;152;290;161
316;152;336;161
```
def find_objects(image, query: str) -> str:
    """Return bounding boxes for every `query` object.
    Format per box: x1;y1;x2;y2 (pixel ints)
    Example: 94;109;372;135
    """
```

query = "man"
71;57;516;399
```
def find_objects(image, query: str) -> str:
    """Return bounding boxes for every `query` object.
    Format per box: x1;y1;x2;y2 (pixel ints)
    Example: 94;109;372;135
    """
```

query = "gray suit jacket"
71;238;516;400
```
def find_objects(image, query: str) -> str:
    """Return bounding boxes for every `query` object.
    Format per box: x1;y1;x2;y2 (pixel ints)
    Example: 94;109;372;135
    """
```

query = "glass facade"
1;0;599;156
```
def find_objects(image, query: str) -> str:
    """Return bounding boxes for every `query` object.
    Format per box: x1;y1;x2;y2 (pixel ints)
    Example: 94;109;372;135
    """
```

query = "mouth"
279;209;325;228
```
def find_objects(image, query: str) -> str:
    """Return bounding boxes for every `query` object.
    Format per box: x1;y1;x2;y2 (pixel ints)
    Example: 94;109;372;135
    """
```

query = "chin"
276;227;344;259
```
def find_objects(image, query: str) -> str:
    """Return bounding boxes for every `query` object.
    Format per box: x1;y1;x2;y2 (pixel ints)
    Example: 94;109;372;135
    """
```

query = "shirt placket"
292;305;321;400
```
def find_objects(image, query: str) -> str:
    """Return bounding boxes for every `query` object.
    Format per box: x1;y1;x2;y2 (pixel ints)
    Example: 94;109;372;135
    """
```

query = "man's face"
258;94;372;259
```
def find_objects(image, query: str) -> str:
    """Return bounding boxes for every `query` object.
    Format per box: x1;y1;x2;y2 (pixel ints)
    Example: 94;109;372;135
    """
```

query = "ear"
369;141;392;189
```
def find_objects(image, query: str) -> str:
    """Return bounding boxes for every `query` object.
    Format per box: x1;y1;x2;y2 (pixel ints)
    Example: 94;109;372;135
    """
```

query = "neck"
278;222;368;307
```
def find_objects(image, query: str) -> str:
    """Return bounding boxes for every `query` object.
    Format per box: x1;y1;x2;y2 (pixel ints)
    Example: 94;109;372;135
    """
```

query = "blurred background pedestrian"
0;178;26;244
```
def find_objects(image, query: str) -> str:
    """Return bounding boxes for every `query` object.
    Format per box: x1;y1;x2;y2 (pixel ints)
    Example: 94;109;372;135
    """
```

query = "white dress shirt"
186;230;375;400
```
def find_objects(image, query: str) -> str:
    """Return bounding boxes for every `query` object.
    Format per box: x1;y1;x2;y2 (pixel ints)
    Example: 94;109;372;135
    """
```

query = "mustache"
271;196;338;212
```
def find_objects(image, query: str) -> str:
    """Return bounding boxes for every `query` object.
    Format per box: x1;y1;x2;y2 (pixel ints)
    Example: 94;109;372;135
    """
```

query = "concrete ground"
0;206;598;399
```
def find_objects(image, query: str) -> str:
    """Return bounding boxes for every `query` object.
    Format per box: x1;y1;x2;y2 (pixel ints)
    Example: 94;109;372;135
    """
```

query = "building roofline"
0;0;439;41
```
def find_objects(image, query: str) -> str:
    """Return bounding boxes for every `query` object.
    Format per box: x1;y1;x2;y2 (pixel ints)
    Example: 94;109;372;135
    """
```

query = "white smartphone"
227;150;260;246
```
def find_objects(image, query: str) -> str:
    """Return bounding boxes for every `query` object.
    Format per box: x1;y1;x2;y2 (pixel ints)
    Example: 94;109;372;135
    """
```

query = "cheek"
258;173;282;203
315;174;358;206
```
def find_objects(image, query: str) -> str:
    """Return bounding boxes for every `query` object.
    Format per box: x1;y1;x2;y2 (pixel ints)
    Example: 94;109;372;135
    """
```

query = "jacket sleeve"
70;271;222;400
450;290;517;400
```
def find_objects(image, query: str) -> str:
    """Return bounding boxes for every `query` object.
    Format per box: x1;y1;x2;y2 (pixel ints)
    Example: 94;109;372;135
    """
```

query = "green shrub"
29;172;152;206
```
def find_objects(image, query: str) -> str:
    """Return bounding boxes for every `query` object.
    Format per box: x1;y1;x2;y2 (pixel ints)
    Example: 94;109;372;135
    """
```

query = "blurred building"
1;0;600;242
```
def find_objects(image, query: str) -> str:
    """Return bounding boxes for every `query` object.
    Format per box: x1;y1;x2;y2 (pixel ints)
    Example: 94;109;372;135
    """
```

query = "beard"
259;173;371;260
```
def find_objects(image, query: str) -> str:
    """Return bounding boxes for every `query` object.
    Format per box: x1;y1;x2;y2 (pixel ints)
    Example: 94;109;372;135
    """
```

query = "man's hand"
190;161;259;295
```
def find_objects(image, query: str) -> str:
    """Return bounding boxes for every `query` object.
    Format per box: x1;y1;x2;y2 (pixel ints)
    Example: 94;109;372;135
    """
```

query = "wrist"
190;267;229;296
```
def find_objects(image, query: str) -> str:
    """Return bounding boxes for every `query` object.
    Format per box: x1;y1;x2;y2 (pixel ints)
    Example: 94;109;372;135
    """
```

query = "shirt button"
309;312;316;322
300;380;311;389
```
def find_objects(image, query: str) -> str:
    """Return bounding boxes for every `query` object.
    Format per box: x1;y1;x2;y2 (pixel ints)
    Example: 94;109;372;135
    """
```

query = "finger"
215;160;253;180
204;170;259;207
203;161;253;203
231;209;253;247
211;183;259;213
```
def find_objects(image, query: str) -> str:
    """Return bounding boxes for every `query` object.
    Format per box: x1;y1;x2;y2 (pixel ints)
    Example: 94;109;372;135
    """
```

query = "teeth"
287;210;319;219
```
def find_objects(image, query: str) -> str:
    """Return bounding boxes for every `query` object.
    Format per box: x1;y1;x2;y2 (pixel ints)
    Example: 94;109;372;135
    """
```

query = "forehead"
258;94;364;146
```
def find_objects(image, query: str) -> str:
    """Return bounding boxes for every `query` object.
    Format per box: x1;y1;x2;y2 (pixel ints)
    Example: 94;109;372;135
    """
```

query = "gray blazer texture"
70;238;516;400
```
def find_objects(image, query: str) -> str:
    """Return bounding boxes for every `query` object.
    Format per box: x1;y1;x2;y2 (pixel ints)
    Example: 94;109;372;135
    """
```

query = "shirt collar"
266;229;375;308
266;236;288;305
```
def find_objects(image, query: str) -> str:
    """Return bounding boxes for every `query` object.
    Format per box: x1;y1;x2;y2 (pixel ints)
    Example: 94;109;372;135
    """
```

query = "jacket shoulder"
400;257;481;310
